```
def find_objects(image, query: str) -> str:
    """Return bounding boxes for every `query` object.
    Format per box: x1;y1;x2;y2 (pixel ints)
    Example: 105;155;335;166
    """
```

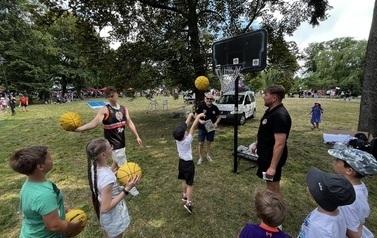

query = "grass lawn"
0;94;376;238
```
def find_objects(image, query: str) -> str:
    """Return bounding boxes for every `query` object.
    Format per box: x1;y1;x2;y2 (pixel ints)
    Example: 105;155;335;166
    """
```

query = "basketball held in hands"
117;162;142;185
59;112;82;131
65;209;87;237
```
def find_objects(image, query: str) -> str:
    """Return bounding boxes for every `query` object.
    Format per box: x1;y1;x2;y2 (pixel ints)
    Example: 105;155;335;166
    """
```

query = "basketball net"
215;65;242;93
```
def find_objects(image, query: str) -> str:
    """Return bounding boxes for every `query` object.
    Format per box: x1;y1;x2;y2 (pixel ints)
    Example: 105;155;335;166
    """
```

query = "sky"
287;0;375;51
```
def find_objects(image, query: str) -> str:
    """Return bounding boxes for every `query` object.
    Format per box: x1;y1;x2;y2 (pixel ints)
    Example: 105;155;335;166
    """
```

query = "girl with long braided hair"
87;138;139;238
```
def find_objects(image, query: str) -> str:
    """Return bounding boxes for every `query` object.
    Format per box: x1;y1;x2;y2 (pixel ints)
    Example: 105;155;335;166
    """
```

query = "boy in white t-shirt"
173;112;204;214
328;148;377;238
298;167;356;238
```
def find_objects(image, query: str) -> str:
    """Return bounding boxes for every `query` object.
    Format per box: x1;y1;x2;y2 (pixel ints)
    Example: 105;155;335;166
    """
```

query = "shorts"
178;159;195;186
112;148;127;166
256;156;286;182
21;103;27;107
198;128;215;142
100;199;130;238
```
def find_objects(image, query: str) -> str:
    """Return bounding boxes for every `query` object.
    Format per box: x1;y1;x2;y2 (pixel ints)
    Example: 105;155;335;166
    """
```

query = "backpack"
349;133;370;152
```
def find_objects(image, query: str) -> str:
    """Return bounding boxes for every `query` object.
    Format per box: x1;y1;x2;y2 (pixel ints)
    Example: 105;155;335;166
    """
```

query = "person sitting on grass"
328;148;377;238
173;112;205;214
298;167;356;238
9;146;83;237
239;188;292;238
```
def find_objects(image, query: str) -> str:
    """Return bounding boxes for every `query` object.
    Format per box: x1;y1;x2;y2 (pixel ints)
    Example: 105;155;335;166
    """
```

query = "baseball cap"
306;167;355;212
328;148;377;176
173;122;187;141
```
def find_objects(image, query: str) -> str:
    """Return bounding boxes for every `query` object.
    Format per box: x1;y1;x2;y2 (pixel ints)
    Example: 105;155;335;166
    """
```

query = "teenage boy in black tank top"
75;86;142;172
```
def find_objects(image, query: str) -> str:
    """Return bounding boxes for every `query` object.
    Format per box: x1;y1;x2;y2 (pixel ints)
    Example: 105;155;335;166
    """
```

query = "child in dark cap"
328;148;377;238
298;167;356;238
173;112;205;213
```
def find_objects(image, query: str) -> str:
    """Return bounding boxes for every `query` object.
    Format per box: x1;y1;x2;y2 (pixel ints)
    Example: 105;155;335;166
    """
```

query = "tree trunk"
358;0;377;136
187;0;206;104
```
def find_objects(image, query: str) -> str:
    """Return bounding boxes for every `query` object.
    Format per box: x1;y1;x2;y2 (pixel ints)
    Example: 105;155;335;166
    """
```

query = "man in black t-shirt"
251;85;291;198
195;93;221;165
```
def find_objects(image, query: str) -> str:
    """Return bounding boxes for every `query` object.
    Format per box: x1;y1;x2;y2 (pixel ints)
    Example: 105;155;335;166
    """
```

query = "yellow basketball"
65;209;87;237
195;76;209;91
59;112;82;131
117;162;142;185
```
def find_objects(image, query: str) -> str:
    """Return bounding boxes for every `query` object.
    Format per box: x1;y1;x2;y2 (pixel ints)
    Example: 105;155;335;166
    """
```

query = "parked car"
215;90;256;125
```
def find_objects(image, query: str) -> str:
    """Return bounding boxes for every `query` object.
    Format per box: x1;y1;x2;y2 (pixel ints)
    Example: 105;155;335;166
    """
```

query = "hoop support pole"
233;74;240;173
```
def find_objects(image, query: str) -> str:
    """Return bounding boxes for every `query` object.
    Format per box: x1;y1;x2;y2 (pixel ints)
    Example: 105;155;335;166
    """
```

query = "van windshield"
217;95;244;104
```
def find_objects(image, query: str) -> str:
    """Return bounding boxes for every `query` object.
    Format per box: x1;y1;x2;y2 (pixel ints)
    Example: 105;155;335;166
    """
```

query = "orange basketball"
59;112;82;131
195;76;209;91
117;162;142;185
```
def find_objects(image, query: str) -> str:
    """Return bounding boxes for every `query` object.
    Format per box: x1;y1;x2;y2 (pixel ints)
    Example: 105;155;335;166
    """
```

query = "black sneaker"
184;202;192;214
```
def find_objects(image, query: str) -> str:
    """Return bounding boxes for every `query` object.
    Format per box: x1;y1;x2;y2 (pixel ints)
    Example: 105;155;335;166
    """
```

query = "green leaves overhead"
1;0;334;95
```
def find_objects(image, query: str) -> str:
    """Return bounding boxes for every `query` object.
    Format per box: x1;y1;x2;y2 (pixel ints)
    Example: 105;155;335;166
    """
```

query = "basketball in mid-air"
65;209;87;237
195;76;209;91
117;162;142;185
59;112;82;131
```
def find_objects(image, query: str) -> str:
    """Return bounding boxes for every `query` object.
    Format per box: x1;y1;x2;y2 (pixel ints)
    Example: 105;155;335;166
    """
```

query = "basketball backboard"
212;29;268;73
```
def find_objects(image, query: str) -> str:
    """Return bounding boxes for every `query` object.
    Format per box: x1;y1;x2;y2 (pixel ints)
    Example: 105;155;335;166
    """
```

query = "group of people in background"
8;84;377;238
0;93;27;115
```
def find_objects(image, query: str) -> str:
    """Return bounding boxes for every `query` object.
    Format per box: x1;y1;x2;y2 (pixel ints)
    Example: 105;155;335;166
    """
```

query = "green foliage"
64;0;329;90
246;74;265;92
1;0;338;101
301;37;367;95
0;0;51;93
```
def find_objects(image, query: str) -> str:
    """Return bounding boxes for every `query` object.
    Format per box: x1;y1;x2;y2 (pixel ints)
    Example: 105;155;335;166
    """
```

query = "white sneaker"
129;187;139;196
197;159;203;165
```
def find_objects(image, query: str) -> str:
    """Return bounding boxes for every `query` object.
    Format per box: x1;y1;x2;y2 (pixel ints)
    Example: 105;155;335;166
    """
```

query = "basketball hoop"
215;65;242;93
211;29;268;173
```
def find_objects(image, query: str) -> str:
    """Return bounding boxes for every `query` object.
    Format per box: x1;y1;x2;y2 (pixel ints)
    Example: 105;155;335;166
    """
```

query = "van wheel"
239;114;246;125
251;108;256;118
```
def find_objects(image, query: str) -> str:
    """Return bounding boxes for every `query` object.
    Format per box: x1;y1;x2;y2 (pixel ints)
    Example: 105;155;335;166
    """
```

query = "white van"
215;91;256;125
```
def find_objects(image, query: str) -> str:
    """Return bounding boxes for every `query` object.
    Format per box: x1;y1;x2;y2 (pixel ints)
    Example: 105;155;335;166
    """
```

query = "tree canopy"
300;37;367;95
1;0;334;97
